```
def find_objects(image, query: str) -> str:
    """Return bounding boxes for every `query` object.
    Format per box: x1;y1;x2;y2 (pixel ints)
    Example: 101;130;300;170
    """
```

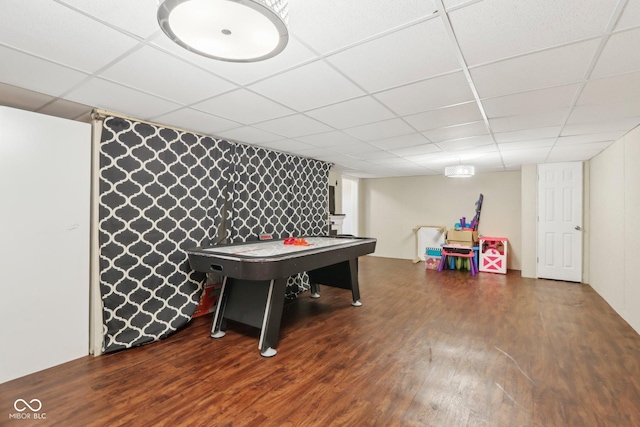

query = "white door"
537;162;583;282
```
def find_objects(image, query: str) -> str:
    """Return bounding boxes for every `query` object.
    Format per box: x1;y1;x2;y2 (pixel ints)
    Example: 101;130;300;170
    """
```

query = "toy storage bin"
425;247;442;270
479;236;508;274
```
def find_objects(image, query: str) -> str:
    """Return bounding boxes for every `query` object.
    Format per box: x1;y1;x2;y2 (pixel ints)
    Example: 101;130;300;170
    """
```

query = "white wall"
590;125;640;334
0;107;90;383
360;171;522;270
520;165;537;277
341;176;358;235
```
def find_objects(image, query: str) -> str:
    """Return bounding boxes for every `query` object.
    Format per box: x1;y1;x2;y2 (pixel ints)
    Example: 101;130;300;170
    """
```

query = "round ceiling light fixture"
157;0;289;62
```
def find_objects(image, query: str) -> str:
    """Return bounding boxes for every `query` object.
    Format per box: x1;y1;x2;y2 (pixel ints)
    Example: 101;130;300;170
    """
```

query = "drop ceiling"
1;0;639;178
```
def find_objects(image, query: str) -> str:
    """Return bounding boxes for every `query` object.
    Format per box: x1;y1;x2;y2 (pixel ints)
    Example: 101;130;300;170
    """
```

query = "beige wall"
589;125;640;334
360;171;522;270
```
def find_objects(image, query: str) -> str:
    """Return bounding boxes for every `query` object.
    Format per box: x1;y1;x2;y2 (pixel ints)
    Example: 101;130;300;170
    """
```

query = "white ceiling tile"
547;142;613;161
404;102;483;131
101;46;235;105
316;154;359;164
561;116;640;135
546;148;604;162
215;126;281;144
65;78;181;119
370;133;433;150
435;135;495;151
153;108;241;135
332;158;377;171
253;114;333;138
556;131;626;145
291;0;437;54
37;98;92;120
306;97;395;129
466;152;505;169
449;0;617;66
367;157;414;166
422;121;488;142
325;19;460;93
482;84;581;118
260;139;316;153
567;100;640;124
0;0;139;73
501;147;552;165
591;27;640;78
209;37;318;85
331;142;382;157
443;0;476;10
579;71;640;105
494;126;562;143
375;72;475;116
291;147;340;159
0;82;54;111
57;0;160;39
356;150;399;160
0;46;89;97
389;143;442;157
248;60;365;111
193;89;294;124
498;138;556;151
470;39;599;98
409;145;498;167
148;33;228;71
386;160;431;169
295;131;363;147
615;0;640;31
405;153;453;164
489;108;570;133
343;118;415;141
151;34;317;85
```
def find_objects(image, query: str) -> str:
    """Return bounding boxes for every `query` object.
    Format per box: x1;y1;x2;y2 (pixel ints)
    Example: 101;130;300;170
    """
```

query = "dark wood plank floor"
3;256;640;426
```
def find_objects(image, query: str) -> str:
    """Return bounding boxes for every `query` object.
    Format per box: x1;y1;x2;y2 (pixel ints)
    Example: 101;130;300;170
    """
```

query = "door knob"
575;225;581;230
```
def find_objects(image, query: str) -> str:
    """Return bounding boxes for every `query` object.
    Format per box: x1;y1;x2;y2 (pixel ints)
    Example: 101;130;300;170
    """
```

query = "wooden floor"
3;256;640;426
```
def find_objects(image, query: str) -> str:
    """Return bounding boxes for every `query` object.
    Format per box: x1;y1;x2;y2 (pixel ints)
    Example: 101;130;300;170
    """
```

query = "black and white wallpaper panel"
99;116;331;352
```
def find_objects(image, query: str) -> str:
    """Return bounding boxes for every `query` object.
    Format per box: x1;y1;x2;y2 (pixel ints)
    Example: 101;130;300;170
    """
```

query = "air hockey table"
186;235;377;357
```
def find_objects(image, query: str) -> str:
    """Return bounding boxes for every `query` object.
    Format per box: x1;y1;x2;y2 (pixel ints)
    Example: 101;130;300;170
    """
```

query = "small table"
186;236;377;357
438;245;478;276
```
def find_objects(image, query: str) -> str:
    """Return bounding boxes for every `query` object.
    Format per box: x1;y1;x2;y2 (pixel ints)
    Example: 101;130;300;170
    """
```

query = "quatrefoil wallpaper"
99;116;331;352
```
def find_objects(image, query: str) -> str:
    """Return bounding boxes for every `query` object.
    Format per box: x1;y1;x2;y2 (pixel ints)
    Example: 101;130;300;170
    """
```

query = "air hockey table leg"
348;258;363;307
310;282;320;299
258;277;287;357
210;277;228;338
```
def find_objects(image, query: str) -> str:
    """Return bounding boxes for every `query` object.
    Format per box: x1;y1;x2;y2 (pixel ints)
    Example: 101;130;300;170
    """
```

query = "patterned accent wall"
99;116;331;352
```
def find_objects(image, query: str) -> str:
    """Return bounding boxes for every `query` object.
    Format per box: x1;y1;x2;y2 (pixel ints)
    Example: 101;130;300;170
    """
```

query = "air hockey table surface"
187;236;377;281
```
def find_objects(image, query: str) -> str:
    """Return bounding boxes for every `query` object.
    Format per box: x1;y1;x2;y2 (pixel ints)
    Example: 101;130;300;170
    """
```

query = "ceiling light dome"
158;0;289;62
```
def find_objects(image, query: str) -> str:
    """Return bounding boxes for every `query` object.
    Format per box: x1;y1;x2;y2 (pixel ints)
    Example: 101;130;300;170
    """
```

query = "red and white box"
479;236;508;274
